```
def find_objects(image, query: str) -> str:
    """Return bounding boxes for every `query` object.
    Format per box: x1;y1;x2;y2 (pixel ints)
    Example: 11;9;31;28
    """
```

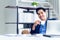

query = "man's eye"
38;13;40;15
41;12;43;14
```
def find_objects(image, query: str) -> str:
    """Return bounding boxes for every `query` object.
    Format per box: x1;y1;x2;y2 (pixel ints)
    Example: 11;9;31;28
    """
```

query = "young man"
30;7;47;34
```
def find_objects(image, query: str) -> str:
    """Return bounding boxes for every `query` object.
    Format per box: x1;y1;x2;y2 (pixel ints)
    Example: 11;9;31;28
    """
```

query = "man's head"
36;7;46;21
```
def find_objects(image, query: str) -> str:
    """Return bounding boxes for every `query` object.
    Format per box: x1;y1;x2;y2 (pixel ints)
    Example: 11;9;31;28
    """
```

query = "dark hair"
36;7;46;14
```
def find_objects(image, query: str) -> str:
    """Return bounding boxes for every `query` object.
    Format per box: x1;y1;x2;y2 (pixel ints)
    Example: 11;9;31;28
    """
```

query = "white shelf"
18;0;46;2
18;2;53;9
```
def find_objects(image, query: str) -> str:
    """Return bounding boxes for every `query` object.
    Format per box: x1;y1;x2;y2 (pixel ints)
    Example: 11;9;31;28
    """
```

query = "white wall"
4;0;17;34
0;0;16;34
0;0;6;34
47;0;59;13
5;8;17;34
47;0;59;19
59;0;60;19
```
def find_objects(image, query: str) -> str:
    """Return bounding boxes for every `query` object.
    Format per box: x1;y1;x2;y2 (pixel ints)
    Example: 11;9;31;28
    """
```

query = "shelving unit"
5;1;54;34
5;6;47;34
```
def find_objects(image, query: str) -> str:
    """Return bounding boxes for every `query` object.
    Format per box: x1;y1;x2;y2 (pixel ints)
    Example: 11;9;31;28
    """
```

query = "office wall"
47;0;59;19
5;8;17;34
0;0;16;34
4;0;17;34
0;0;6;34
59;0;60;19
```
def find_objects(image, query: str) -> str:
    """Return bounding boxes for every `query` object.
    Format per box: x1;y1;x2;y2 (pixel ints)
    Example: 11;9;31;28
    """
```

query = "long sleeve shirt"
30;20;47;34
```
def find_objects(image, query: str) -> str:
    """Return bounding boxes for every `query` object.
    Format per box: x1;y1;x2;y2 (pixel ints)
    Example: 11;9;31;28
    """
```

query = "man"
22;7;47;34
30;7;47;34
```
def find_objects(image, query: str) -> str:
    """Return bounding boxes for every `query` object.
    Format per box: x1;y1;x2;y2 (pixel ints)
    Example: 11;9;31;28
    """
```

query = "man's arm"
32;20;41;30
30;20;41;34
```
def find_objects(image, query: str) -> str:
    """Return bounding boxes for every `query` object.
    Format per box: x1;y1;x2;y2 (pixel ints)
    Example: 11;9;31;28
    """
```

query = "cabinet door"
5;24;17;34
5;8;17;22
5;7;17;34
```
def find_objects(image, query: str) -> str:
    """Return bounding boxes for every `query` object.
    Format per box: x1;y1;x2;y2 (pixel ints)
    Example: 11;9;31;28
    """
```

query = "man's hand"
32;20;41;30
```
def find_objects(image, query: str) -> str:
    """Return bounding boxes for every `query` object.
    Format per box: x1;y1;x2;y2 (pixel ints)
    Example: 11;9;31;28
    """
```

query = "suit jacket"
30;20;47;34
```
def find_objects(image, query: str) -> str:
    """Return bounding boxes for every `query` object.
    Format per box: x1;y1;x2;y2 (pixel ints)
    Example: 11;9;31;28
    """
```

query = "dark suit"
30;21;47;34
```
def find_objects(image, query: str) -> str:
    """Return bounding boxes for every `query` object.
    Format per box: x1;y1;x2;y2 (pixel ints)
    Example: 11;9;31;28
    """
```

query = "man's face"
37;9;46;20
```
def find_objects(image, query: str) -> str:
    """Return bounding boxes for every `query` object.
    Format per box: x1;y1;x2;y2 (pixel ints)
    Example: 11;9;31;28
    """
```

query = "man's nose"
40;14;43;16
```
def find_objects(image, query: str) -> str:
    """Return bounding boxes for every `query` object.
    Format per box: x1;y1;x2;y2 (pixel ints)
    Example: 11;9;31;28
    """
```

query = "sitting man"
30;7;47;34
22;7;47;34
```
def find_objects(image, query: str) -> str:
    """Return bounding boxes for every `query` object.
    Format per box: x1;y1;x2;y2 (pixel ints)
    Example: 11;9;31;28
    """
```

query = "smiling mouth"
40;16;44;18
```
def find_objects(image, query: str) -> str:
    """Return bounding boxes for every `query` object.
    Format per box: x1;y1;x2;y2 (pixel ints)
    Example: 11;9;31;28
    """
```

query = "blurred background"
0;0;60;35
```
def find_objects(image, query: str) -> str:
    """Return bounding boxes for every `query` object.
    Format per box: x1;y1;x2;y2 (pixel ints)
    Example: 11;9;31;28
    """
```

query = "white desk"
0;34;60;40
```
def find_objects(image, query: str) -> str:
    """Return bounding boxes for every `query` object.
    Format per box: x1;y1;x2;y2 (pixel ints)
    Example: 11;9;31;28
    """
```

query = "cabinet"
5;7;17;34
